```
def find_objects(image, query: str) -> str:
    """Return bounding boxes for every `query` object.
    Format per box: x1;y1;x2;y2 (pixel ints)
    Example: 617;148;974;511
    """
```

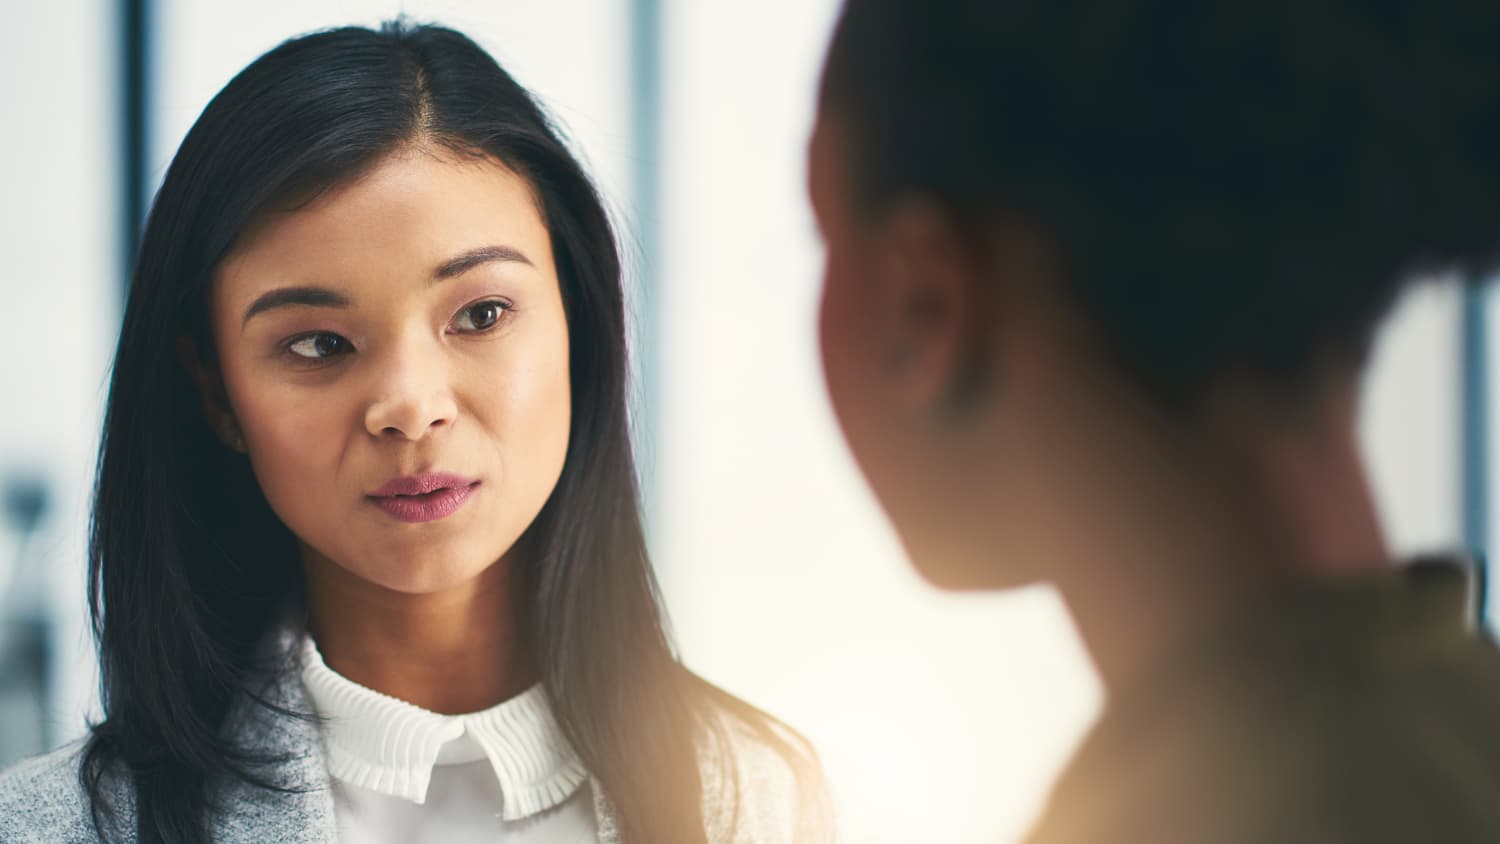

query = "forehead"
807;115;838;221
808;113;862;232
218;147;551;287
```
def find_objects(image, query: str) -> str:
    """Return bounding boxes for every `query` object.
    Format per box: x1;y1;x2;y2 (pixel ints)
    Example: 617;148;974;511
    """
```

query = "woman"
0;20;825;844
811;1;1500;841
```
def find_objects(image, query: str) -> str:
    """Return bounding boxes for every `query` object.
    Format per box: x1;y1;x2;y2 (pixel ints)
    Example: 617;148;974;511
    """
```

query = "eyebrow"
242;287;351;327
434;244;534;280
241;244;534;328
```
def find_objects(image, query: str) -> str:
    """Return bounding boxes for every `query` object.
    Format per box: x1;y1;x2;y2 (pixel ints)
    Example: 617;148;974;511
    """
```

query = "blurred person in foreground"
809;1;1500;841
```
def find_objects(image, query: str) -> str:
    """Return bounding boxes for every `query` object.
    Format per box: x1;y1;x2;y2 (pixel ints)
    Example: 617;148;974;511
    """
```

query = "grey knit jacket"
0;639;814;843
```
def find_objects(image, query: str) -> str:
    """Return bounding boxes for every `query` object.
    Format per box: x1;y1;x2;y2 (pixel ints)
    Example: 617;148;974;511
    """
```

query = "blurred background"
0;1;1491;842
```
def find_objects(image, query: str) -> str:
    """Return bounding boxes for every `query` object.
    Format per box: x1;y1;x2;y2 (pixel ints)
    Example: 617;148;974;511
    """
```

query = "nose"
362;336;459;441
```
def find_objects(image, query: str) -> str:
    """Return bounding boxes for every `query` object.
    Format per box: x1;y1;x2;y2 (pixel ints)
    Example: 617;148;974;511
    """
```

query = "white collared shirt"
299;637;597;843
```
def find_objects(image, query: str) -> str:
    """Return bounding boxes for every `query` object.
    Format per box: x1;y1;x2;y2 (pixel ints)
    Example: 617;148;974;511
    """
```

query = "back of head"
822;0;1500;400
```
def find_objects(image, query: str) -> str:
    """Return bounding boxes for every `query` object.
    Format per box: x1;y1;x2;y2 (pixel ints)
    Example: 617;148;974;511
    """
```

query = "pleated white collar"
298;636;588;820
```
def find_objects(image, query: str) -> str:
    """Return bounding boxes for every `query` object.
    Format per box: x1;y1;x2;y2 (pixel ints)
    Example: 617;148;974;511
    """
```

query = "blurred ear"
176;337;245;452
867;199;992;417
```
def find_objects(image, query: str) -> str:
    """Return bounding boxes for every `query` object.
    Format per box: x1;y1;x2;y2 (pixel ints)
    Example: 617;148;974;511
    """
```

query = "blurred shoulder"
0;739;121;843
698;697;836;844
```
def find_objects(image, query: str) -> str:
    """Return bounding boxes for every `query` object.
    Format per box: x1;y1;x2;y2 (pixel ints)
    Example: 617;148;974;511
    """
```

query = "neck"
301;550;536;714
1011;368;1390;701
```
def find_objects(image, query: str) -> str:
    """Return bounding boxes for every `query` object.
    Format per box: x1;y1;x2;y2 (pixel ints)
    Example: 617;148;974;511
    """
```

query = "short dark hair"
822;0;1500;399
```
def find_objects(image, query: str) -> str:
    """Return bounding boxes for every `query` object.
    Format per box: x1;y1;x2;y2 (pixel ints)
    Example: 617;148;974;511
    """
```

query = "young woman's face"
208;148;572;595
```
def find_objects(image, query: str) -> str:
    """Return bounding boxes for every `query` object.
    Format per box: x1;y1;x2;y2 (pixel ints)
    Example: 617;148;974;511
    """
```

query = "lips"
368;472;479;523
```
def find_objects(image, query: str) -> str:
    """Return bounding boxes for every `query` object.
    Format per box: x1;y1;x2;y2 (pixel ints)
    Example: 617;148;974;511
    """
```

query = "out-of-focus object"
0;471;52;767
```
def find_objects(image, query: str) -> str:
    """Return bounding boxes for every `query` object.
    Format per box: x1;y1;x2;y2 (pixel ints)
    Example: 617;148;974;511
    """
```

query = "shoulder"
1030;641;1500;844
697;703;834;844
0;739;127;844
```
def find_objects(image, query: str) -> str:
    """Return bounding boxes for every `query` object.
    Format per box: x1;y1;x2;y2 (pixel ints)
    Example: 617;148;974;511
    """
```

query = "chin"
855;444;1039;592
360;547;499;595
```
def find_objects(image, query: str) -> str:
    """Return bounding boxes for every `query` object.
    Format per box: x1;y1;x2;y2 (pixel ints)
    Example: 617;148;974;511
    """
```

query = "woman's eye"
286;332;350;360
453;300;510;333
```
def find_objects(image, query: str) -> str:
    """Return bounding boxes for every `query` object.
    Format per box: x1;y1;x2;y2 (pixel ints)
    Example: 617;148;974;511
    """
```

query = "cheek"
818;247;875;439
818;247;911;514
467;321;573;495
228;371;350;516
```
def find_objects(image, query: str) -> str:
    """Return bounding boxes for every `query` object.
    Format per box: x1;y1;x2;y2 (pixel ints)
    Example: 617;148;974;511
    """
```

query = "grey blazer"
0;643;814;843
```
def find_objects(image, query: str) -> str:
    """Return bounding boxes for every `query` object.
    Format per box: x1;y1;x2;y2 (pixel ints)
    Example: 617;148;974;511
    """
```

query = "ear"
177;336;246;453
868;200;992;416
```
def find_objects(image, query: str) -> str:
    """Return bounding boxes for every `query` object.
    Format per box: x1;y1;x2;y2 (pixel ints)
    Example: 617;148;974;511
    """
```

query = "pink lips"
368;472;479;523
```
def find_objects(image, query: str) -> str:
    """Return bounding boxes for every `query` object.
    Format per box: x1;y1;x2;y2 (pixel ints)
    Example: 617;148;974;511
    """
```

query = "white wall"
0;0;118;749
1361;281;1464;557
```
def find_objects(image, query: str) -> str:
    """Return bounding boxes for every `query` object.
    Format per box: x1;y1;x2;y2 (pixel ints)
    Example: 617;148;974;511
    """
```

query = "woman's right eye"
286;332;351;361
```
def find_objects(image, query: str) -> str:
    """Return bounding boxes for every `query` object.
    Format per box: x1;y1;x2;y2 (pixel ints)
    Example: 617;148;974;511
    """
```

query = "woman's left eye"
453;300;511;333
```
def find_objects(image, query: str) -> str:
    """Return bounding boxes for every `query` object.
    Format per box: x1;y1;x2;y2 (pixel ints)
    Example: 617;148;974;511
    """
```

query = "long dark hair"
83;20;819;843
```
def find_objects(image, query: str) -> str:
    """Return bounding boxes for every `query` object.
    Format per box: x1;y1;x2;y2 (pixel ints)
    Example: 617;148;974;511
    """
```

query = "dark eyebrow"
242;287;351;328
434;245;533;280
239;246;530;328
